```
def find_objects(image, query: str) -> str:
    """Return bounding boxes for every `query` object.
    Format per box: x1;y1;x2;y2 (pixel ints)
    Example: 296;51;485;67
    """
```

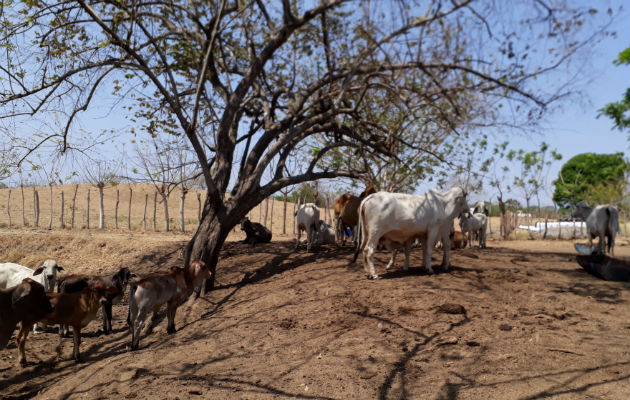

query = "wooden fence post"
128;187;133;230
33;188;40;228
143;193;148;230
47;184;53;230
21;185;25;227
270;197;274;231
197;192;202;223
60;191;65;228
153;191;157;232
114;189;120;229
86;188;90;229
264;197;269;227
7;189;11;227
71;184;78;229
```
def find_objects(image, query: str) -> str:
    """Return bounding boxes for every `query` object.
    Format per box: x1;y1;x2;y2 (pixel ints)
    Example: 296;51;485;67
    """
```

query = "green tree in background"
552;153;629;208
598;48;630;137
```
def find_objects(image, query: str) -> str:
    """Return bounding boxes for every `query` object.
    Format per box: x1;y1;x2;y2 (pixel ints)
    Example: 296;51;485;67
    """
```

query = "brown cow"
334;186;376;245
0;279;53;352
57;267;135;335
451;230;467;249
17;283;110;364
129;260;210;350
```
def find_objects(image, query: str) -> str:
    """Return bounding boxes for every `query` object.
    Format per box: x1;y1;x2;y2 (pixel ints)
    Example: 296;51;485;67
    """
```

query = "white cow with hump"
295;203;321;252
353;187;468;279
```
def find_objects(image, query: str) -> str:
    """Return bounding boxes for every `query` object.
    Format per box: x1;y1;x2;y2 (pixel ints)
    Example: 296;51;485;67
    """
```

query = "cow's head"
89;283;110;306
12;278;54;316
114;267;134;287
240;218;252;232
32;260;64;292
571;200;591;219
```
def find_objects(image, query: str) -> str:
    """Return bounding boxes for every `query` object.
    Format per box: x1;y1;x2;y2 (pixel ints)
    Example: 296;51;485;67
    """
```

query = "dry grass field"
0;228;628;399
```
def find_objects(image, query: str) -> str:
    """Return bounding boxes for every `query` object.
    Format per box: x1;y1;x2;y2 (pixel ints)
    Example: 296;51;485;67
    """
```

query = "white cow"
459;212;487;249
315;221;339;247
295;203;321;252
353;187;468;279
0;260;64;292
572;201;620;256
0;260;65;332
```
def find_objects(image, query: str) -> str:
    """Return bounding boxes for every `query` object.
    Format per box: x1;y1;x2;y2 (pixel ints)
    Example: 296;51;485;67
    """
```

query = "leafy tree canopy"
552;152;629;208
598;48;630;136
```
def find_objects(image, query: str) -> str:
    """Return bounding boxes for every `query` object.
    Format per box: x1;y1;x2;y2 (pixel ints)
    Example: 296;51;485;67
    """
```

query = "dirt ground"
0;230;628;400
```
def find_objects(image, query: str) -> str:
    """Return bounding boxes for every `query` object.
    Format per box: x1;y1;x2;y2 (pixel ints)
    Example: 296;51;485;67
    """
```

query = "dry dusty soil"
0;230;629;400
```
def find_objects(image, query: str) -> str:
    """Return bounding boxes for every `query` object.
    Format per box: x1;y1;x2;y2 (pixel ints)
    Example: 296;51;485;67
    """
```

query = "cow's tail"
606;207;620;254
352;200;367;264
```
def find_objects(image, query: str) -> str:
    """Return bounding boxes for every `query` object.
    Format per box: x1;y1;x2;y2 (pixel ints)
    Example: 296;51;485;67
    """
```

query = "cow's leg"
403;240;412;272
363;236;380;279
441;234;451;271
17;323;32;366
166;301;178;334
306;226;313;252
468;229;473;248
72;326;82;362
295;227;302;250
386;249;397;270
102;302;112;334
130;307;148;351
424;233;436;274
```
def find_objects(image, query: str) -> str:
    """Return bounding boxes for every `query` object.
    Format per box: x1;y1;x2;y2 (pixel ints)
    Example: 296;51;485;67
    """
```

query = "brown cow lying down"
0;279;53;351
18;284;110;364
57;267;134;335
129;260;210;350
451;230;467;249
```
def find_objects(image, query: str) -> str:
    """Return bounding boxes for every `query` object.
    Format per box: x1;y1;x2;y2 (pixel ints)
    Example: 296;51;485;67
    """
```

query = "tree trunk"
183;200;242;295
180;188;187;232
153;192;157;232
21;185;25;227
497;196;507;239
98;185;105;229
282;193;287;235
162;194;169;232
48;185;53;230
7;189;11;227
542;214;548;239
60;191;65;228
114;189;119;229
128;187;133;230
33;188;39;228
86;189;90;229
143;193;148;230
258;200;262;224
71;184;78;229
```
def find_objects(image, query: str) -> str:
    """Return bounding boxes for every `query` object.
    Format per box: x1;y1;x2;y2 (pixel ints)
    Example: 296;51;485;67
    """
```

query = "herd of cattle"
0;185;620;368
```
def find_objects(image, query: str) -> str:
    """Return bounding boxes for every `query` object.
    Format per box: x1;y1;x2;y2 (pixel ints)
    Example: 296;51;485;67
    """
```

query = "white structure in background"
518;220;587;238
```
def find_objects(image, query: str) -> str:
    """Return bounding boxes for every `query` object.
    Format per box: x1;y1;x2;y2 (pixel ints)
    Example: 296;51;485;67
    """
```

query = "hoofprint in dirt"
0;232;628;399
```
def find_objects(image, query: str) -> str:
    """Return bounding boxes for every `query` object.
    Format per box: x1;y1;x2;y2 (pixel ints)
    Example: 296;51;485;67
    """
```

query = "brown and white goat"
128;260;210;350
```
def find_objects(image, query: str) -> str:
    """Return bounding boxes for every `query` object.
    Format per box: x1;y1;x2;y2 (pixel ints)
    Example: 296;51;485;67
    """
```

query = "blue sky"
6;1;628;208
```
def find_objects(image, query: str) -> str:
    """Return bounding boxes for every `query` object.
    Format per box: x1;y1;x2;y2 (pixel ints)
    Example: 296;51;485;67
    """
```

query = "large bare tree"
0;1;614;291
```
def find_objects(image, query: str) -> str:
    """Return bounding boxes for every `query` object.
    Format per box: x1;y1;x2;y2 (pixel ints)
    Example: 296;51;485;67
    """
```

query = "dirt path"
0;233;628;399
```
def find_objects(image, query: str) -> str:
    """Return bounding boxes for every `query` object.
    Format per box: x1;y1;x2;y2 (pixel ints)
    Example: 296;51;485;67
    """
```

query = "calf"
459;212;487;249
0;279;53;352
129;260;210;350
18;284;110;364
334;186;377;245
57;267;134;335
295;203;321;252
451;230;467;249
315;221;339;246
353;187;468;278
240;218;272;246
